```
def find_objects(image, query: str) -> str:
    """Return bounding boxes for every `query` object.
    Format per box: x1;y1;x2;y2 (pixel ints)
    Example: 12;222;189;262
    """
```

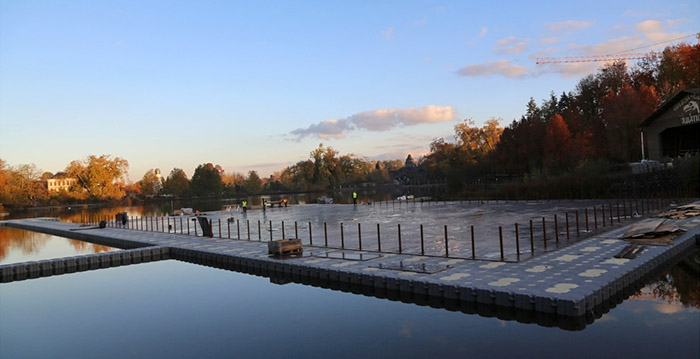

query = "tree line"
1;43;697;207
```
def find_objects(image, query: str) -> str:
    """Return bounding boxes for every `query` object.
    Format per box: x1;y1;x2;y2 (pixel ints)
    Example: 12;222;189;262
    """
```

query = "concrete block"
38;260;54;276
535;297;556;314
476;288;495;305
494;291;513;307
0;265;15;282
443;285;459;300
87;256;100;270
428;283;443;297
514;293;535;311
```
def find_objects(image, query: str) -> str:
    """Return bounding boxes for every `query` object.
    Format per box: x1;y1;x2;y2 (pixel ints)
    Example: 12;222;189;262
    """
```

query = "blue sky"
1;0;698;181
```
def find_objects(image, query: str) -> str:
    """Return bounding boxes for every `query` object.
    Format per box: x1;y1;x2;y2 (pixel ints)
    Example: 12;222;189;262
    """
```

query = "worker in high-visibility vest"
262;199;267;212
242;200;248;213
352;191;357;205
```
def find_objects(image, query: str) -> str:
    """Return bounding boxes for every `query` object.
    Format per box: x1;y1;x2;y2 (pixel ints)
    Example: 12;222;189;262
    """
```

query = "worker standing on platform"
352;191;357;205
242;200;248;213
262;199;266;212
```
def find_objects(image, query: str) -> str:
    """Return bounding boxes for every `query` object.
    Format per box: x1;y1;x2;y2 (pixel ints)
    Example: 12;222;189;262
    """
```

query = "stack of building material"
620;218;685;246
656;203;700;219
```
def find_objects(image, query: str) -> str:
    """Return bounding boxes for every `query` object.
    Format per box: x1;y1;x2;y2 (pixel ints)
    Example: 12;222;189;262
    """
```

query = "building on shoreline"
46;173;77;193
640;88;700;160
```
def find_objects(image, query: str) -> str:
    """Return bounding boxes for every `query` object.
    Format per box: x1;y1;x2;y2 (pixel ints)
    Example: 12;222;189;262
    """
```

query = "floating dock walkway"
2;208;699;330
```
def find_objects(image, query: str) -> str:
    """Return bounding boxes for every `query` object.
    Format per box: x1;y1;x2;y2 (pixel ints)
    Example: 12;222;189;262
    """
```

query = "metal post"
398;224;402;254
565;212;570;240
529;220;534;253
602;205;606;227
499;226;504;261
324;222;328;247
575;210;580;237
444;225;449;257
542;217;547;249
194;219;197;237
594;206;598;229
419;224;424;255
471;225;476;259
218;219;222;238
377;223;381;252
269;220;272;241
515;223;520;258
340;223;344;249
187;218;190;235
554;215;559;242
258;220;261;241
358;223;362;251
281;221;285;239
247;220;250;240
237;219;240;239
585;208;589;232
616;201;620;223
227;219;230;239
295;221;298;239
609;202;613;224
309;222;313;246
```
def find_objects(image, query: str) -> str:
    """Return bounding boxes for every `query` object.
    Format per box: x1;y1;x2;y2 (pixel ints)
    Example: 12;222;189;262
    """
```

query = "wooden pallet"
268;239;303;256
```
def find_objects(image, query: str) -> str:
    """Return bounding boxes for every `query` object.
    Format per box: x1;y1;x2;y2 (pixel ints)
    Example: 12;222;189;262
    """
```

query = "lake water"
0;226;698;358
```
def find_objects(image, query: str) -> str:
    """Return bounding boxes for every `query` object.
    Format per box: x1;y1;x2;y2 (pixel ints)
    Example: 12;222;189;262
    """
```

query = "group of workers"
240;198;289;213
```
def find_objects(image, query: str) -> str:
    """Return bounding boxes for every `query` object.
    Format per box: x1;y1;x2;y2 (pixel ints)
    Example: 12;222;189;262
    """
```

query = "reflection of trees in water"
69;240;112;253
0;227;113;260
0;227;48;259
632;250;700;309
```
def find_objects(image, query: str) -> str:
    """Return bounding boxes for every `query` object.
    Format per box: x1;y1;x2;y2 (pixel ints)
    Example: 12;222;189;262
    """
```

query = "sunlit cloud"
495;36;529;54
382;27;394;40
456;60;528;78
546;20;595;34
290;105;456;140
636;20;664;33
540;37;560;45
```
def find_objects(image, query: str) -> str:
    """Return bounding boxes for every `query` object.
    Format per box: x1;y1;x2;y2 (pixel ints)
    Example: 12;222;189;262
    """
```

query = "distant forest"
1;43;698;207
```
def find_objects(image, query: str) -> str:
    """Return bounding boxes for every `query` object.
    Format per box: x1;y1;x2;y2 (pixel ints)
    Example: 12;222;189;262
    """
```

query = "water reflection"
629;250;700;309
0;227;116;265
0;249;697;359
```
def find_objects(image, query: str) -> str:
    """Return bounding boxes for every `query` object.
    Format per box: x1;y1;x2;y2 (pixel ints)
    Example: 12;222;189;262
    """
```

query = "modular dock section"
2;213;699;330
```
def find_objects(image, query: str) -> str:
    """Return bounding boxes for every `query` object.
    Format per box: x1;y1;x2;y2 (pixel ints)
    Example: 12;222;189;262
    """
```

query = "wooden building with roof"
640;89;700;160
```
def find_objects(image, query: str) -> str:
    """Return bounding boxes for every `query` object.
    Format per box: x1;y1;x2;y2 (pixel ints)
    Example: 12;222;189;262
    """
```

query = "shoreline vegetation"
1;43;699;211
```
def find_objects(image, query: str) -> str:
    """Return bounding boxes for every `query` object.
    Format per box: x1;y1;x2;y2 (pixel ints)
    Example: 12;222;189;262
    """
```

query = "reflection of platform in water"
372;261;451;274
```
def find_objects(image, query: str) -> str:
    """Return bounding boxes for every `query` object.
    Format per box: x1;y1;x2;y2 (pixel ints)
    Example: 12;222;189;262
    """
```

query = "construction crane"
536;32;699;65
536;53;650;64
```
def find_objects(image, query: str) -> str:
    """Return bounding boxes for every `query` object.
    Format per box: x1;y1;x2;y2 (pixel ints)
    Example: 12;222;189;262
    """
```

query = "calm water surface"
0;228;698;358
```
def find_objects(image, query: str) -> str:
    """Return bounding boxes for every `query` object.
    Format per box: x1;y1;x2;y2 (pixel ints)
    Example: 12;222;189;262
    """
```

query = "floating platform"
1;208;699;329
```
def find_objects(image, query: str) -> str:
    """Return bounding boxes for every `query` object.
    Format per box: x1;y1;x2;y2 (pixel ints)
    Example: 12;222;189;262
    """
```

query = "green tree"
65;155;129;200
189;163;223;196
244;170;263;194
163;168;189;197
139;169;162;197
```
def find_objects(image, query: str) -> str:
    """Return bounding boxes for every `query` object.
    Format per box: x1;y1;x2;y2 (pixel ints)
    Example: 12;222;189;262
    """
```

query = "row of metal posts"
87;191;691;262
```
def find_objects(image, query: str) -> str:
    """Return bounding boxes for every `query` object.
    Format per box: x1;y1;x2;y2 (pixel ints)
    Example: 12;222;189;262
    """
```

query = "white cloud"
635;20;664;33
546;20;595;34
495;36;528;54
290;105;456;140
479;26;488;37
382;27;394;40
456;60;528;78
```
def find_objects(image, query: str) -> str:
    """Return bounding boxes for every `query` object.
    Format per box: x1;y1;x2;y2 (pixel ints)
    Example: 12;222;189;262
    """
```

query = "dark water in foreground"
0;226;698;358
